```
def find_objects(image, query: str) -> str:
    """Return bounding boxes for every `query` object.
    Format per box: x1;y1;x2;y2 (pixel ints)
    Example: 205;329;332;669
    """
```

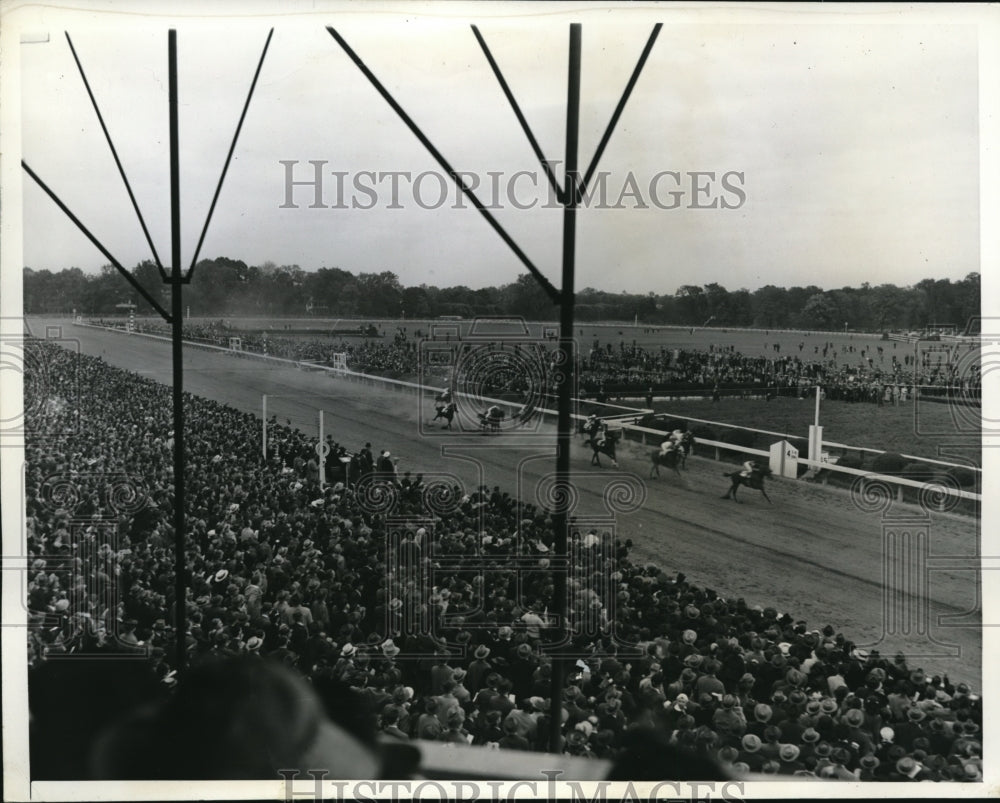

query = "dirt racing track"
32;320;982;686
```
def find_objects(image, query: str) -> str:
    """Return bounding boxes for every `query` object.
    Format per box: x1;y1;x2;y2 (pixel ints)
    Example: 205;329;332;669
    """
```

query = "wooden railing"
76;322;982;504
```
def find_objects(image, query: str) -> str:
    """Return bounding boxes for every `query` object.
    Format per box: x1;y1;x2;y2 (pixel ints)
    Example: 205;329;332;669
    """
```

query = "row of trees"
22;259;980;332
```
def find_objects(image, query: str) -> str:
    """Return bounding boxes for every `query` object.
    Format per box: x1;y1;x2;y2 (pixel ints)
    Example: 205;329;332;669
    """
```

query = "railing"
77;321;982;505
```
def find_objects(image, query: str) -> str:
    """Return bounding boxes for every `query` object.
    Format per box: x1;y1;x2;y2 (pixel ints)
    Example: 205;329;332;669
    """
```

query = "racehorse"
649;448;683;479
432;401;457;429
585;429;620;468
579;417;601;443
674;431;694;469
721;466;773;503
478;408;505;433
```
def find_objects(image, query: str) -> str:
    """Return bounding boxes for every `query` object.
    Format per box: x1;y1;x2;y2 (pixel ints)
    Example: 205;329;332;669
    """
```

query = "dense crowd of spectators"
89;320;980;406
579;339;980;404
23;338;982;781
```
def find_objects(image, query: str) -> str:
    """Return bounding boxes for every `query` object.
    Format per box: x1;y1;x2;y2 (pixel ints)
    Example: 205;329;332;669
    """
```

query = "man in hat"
467;645;493;692
892;705;928;750
358;443;374;476
509;643;537;698
738;733;765;773
711;694;747;737
778;743;805;773
429;651;454;695
858;753;882;780
497;717;530;751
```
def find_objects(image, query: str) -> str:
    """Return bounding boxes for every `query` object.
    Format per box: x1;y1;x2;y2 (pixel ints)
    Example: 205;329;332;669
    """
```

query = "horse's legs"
760;486;772;504
732;481;741;502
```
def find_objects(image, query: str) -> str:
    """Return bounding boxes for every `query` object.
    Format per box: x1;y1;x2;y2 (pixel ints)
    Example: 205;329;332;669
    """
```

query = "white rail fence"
74;322;981;505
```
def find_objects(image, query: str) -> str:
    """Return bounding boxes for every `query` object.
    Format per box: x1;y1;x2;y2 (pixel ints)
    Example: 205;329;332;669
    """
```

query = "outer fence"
75;322;982;507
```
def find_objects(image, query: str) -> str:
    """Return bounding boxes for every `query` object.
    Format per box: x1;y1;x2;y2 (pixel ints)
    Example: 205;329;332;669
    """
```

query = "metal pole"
262;394;268;459
168;29;187;676
815;384;820;429
549;22;581;754
319;409;326;491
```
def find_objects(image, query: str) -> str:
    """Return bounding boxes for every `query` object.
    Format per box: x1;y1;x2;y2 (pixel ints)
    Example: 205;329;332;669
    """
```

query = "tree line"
23;259;980;332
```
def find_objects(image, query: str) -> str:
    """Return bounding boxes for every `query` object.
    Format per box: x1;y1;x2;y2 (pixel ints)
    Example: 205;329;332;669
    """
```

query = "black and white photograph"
1;1;997;800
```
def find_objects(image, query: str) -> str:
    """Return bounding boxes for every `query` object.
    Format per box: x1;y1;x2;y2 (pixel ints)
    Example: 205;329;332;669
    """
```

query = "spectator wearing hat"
498;717;530;751
449;668;471;705
838;706;875;755
508;643;537;699
891;755;923;781
893;705;929;750
738;733;765;773
429;653;454;696
694;659;725;699
597;697;627;734
466;645;492;692
759;725;783;761
857;752;882;780
778;743;805;773
473;674;503;713
745;703;773;738
712;694;747;737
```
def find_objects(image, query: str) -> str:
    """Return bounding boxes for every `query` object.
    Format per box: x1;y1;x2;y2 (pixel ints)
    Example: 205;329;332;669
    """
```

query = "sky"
12;2;988;295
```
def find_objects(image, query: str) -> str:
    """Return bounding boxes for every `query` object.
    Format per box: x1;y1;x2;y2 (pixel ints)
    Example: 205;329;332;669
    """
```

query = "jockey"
669;428;685;445
740;459;758;478
435;389;451;412
659;439;677;457
485;404;501;420
594;421;607;447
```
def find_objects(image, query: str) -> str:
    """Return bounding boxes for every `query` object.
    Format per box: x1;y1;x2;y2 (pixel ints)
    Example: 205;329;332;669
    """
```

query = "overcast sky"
15;3;985;295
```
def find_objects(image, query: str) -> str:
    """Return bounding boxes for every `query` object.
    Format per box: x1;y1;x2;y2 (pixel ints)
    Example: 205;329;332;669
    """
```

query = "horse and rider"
432;389;457;429
479;404;505;433
581;413;603;442
583;414;619;467
721;458;773;503
649;428;693;478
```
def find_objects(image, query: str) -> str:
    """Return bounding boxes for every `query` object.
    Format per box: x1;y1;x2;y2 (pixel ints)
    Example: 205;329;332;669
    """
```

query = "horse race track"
28;319;982;686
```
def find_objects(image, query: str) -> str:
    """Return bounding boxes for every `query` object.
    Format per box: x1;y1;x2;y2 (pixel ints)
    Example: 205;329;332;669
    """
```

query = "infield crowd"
108;319;979;404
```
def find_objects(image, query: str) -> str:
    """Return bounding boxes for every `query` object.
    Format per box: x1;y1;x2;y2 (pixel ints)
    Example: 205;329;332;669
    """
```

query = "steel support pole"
319;409;326;491
262;394;268;459
549;22;581;754
168;29;187;676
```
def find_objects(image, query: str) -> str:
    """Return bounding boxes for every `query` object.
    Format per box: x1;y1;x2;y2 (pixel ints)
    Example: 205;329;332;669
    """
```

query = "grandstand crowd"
23;337;982;782
95;319;979;406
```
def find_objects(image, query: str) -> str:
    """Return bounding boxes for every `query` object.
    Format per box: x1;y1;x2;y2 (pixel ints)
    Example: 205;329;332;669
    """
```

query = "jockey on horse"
658;436;679;459
722;458;772;503
434;389;452;413
480;404;504;432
